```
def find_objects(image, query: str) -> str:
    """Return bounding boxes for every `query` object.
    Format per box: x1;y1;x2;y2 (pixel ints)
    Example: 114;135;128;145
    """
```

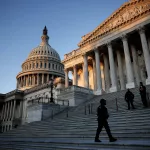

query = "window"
45;63;47;68
52;64;54;69
49;63;50;68
40;62;42;68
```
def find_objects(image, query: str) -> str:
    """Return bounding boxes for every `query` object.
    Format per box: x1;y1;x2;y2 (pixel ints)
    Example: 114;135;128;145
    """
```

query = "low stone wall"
56;86;94;106
26;103;67;123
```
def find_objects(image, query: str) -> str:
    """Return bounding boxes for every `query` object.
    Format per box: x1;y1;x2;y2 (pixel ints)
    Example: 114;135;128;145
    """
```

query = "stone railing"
24;83;50;95
57;85;94;94
64;48;81;60
5;89;23;97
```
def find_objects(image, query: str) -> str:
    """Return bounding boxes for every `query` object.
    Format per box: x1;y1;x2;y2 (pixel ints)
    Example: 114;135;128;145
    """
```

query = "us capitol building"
0;0;150;132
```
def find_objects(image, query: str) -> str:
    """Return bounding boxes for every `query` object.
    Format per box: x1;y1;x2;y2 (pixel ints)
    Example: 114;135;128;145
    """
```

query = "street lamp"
50;78;54;103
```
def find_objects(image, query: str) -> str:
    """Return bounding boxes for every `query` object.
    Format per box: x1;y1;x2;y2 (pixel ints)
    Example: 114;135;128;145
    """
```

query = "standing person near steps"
95;99;117;142
139;82;148;108
125;89;135;110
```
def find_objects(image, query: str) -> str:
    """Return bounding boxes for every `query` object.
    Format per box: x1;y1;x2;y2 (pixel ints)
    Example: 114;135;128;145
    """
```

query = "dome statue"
16;26;65;90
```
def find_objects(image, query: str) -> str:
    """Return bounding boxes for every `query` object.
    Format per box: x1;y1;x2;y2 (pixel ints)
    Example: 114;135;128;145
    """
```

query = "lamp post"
50;78;54;103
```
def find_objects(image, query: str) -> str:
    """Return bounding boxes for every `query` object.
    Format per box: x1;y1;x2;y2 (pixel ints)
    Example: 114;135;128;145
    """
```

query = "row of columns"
1;100;16;122
23;62;63;72
65;26;150;93
17;73;53;88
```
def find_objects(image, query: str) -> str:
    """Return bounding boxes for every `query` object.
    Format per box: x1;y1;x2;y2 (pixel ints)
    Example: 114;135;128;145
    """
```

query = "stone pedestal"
94;90;102;95
126;82;135;89
146;78;150;85
109;86;117;93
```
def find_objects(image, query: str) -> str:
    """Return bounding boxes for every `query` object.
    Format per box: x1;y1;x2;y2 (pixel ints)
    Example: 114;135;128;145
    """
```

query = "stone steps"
0;139;150;150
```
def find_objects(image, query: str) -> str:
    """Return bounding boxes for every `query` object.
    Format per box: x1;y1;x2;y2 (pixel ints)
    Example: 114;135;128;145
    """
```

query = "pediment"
78;0;150;47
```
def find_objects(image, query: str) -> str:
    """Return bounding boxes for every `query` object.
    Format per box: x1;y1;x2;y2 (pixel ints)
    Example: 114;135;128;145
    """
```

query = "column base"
146;78;150;85
126;82;135;89
109;86;117;93
94;90;102;95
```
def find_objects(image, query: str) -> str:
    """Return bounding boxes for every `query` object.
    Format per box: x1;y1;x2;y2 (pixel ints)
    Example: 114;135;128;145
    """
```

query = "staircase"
0;86;150;150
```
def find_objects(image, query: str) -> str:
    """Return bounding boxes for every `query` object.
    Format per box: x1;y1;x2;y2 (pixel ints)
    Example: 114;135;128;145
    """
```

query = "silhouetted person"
139;82;148;108
95;99;117;142
125;89;135;110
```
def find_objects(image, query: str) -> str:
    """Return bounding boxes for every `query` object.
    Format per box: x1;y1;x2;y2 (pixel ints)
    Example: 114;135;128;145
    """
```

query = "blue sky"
0;0;126;94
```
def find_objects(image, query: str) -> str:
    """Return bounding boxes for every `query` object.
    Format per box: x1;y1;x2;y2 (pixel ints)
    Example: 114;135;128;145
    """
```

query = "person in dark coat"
95;99;117;142
139;82;148;108
125;89;135;110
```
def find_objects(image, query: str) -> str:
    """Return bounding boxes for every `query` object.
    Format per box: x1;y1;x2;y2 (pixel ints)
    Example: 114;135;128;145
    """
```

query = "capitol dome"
16;26;65;90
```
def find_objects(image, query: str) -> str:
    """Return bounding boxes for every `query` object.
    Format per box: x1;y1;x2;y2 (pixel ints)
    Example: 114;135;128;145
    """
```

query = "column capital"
73;65;77;69
106;41;112;48
121;34;128;41
64;68;68;73
138;26;145;34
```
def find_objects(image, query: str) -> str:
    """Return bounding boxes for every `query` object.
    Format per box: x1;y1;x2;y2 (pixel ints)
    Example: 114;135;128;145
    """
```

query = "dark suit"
125;91;135;110
139;85;148;107
95;105;112;140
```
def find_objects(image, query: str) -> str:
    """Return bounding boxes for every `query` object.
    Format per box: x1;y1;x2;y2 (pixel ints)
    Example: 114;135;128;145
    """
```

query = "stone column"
11;100;16;121
94;49;102;94
103;54;111;92
3;103;6;121
37;74;39;85
83;53;89;88
131;44;141;86
42;74;44;84
139;27;150;85
107;42;117;92
0;104;5;120
4;102;9;121
122;35;135;88
21;100;27;125
20;77;22;87
8;101;13;121
6;101;10;121
65;69;69;88
19;101;23;118
47;74;49;83
92;59;97;90
73;65;77;86
24;76;26;87
116;50;125;90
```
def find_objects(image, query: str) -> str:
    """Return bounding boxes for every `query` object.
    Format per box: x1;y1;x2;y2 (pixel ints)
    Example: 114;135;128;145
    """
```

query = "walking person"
125;89;135;110
139;82;148;108
95;99;117;142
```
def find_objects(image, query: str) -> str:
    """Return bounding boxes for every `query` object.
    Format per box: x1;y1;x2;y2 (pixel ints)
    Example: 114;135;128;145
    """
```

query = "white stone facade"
62;0;150;94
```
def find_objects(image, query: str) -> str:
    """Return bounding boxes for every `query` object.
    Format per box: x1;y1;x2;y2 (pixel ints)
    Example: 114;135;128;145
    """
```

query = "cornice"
62;0;150;64
78;0;150;47
16;70;65;78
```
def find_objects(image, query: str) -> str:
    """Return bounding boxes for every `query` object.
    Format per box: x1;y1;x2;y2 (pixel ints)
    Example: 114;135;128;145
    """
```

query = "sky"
0;0;127;94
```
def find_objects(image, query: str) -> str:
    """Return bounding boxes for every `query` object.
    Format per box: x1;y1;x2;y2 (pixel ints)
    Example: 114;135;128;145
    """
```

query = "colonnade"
17;73;54;89
0;100;16;132
65;26;150;93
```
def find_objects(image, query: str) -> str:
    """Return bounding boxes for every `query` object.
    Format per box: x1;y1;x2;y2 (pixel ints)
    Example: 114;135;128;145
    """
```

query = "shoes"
109;137;117;142
95;139;101;142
